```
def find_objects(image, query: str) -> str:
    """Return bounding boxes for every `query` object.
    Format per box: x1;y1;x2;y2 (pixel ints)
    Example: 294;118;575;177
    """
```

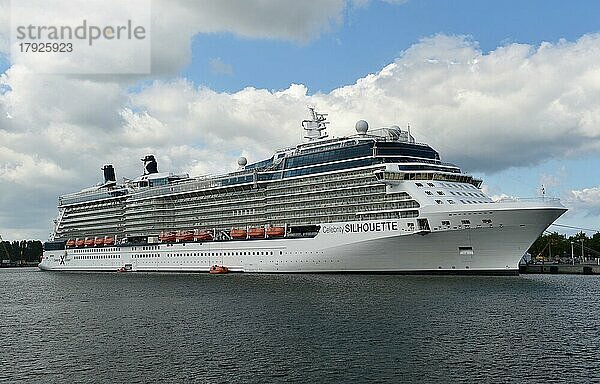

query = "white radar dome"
355;120;369;135
238;157;248;167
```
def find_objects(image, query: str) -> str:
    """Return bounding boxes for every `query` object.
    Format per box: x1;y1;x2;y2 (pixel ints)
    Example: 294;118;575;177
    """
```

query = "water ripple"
1;269;600;383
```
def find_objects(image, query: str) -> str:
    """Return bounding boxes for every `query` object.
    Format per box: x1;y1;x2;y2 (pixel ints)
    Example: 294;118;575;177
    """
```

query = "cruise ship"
40;109;566;274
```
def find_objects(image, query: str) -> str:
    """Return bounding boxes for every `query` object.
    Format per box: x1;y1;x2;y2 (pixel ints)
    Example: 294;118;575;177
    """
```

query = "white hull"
40;201;566;274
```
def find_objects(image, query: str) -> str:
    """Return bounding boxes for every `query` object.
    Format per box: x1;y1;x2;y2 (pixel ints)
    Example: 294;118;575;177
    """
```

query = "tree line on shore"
0;241;43;263
528;232;600;260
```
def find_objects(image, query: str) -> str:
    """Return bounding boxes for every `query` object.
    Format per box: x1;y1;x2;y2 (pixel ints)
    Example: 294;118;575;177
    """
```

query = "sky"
1;0;600;240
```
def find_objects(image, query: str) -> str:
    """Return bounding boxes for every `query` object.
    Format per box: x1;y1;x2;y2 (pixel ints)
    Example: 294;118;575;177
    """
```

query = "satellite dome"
238;157;248;167
390;125;401;130
355;120;369;135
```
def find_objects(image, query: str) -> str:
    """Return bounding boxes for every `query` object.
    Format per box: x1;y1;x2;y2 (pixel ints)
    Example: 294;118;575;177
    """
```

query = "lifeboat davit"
104;236;115;246
159;231;176;243
176;230;194;242
84;238;94;247
194;230;213;241
94;237;105;246
209;265;229;274
248;227;265;238
66;239;76;248
75;238;85;247
266;227;285;238
230;229;247;239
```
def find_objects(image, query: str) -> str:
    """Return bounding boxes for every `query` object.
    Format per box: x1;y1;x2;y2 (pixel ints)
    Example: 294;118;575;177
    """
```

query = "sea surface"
1;268;600;383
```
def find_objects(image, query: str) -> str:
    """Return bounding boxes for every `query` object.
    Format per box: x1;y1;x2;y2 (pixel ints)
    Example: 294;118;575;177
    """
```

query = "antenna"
407;122;414;143
301;107;329;141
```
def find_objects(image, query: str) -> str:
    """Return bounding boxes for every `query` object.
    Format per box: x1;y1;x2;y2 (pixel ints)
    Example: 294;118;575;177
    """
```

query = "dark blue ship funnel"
142;155;158;175
102;165;116;184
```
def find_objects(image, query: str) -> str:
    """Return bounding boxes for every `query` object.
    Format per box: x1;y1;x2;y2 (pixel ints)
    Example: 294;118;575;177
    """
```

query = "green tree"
0;241;10;261
528;231;600;260
528;232;568;258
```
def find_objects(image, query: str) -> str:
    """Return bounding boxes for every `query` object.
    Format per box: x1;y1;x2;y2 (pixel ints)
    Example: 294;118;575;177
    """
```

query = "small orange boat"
176;230;194;242
84;238;94;247
194;230;213;241
230;229;247;239
159;231;176;243
75;238;85;247
209;265;229;274
248;227;265;238
66;239;76;248
94;237;105;246
266;226;285;238
104;236;115;246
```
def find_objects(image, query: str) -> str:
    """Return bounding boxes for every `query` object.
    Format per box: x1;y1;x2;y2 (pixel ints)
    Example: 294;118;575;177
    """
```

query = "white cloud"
209;57;233;76
566;188;600;216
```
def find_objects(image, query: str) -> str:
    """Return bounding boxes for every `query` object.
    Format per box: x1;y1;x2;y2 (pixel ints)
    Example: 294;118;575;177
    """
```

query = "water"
1;268;600;383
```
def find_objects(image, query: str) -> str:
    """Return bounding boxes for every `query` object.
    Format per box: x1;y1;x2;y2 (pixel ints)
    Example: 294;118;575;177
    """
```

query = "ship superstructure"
40;109;566;274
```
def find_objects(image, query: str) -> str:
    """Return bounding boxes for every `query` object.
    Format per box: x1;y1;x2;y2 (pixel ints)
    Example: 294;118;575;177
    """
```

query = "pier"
520;262;600;275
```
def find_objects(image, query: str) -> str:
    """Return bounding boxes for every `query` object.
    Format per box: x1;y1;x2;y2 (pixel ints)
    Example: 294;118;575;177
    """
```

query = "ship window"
447;200;455;204
459;246;474;255
415;183;423;187
435;200;443;204
427;183;435;187
482;219;492;224
461;220;471;225
425;191;433;195
436;191;445;195
441;220;450;226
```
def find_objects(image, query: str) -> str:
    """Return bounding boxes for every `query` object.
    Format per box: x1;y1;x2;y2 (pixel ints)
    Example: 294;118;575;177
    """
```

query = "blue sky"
1;0;600;239
184;0;600;94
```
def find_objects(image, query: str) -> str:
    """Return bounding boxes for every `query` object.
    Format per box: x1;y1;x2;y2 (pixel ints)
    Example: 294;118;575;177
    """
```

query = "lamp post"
571;241;575;265
581;239;585;263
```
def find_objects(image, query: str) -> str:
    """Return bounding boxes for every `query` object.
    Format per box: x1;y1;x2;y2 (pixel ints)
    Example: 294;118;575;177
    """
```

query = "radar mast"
302;107;329;141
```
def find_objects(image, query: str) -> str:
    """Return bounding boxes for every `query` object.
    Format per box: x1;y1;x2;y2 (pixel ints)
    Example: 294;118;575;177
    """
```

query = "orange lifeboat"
94;237;105;246
66;239;76;248
104;236;115;246
159;231;176;243
209;265;229;274
176;230;194;242
248;227;265;238
84;238;94;247
194;230;213;241
266;227;285;238
230;229;247;239
75;238;85;247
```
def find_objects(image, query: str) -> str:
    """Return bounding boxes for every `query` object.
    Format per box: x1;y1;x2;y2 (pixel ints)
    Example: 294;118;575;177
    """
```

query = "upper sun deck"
58;109;467;206
59;185;128;206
